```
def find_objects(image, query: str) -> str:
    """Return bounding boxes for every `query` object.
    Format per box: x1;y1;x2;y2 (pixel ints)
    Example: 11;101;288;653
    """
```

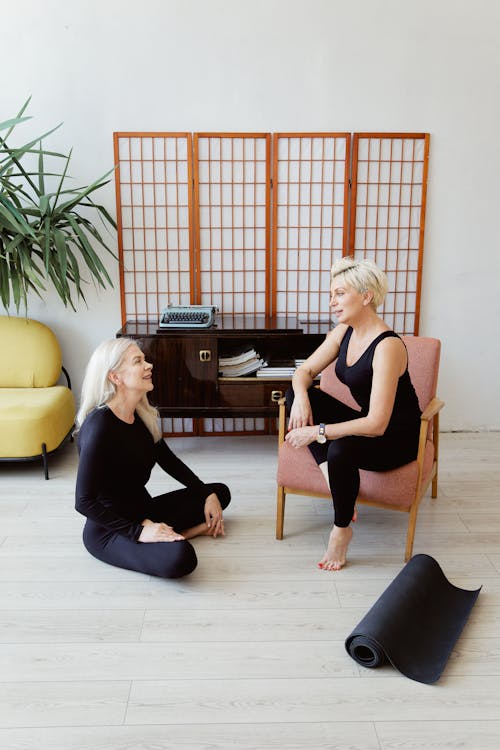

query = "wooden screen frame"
113;132;195;327
193;132;272;316
349;133;430;334
271;132;351;322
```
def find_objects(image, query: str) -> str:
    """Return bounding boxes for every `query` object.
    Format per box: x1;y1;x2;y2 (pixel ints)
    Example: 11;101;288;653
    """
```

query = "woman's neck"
106;393;140;424
349;310;388;340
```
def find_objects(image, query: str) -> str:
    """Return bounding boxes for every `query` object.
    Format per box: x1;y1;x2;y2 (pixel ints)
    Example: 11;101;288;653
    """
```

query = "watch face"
317;434;327;444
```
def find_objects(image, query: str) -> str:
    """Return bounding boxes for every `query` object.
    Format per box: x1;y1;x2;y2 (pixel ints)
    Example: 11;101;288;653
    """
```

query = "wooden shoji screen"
194;133;271;314
193;133;271;435
349;133;430;334
272;133;350;322
114;131;430;435
114;133;194;324
115;132;429;332
114;133;195;435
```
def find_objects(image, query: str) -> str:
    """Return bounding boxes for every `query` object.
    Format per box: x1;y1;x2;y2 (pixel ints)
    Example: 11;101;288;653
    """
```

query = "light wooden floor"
0;432;499;749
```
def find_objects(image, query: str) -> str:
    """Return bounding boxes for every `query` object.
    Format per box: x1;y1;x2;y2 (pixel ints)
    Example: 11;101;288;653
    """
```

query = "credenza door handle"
199;349;212;362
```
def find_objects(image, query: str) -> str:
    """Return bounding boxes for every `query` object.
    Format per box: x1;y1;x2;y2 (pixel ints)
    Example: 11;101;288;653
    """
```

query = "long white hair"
75;338;162;442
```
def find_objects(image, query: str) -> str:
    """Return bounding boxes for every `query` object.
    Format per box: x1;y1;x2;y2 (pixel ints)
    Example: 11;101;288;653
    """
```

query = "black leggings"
83;482;231;579
286;388;419;527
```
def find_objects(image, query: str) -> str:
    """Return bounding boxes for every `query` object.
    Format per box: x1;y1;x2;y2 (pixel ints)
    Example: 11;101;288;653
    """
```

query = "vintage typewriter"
159;304;218;328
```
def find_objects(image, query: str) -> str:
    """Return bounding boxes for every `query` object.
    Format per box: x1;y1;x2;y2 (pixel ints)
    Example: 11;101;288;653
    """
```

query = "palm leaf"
1;96;32;140
53;148;72;209
0;198;35;235
38;142;45;196
0;124;62;189
53;228;69;279
0;115;31;133
67;214;113;286
53;167;115;213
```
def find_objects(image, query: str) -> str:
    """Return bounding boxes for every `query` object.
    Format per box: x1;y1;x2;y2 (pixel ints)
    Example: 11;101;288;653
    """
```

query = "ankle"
333;525;352;535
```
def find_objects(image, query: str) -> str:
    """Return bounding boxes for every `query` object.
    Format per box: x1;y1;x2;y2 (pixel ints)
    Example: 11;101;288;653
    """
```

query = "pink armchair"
276;336;443;561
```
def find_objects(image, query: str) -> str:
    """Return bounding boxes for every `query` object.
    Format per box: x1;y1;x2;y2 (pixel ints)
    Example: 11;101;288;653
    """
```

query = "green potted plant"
0;98;117;311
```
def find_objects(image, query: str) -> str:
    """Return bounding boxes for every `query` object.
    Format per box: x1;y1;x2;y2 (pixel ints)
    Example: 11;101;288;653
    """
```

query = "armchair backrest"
0;316;63;388
402;336;441;410
320;335;441;411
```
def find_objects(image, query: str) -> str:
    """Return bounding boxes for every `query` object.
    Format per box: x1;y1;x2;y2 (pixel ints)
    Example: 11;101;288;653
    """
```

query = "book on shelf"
218;350;320;379
220;359;266;377
218;348;266;377
256;366;295;378
219;348;259;367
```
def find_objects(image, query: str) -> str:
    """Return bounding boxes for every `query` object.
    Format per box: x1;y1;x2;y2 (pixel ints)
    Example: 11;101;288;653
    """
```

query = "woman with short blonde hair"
286;256;420;572
330;256;388;309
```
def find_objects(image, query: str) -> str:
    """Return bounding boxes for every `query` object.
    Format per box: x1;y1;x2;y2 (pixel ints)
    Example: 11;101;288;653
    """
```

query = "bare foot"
181;521;225;540
318;525;353;571
181;522;211;539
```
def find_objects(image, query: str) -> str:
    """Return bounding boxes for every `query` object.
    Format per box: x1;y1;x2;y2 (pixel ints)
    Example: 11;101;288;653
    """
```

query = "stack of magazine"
219;348;266;377
219;352;320;379
256;359;320;379
256;365;295;378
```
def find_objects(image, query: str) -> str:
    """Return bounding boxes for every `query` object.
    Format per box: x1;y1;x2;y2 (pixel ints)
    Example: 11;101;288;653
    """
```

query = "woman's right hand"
288;394;314;430
138;519;185;543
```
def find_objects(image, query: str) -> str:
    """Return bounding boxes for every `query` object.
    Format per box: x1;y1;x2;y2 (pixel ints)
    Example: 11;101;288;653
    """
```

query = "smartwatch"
316;423;327;444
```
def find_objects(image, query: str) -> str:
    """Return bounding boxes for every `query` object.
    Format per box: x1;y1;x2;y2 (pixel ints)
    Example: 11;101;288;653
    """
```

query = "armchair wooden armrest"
420;397;445;423
278;397;287;445
417;397;445;454
415;395;445;506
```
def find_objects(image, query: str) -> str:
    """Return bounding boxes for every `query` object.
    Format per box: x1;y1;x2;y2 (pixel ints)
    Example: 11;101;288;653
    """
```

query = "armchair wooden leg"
431;473;438;498
276;486;286;540
431;459;439;498
404;504;419;562
431;413;440;498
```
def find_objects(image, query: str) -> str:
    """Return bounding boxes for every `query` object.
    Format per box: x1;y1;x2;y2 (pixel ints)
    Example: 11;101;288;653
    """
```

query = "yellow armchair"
0;316;75;479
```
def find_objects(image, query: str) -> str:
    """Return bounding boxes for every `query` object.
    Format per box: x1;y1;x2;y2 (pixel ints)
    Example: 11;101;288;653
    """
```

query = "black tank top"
335;327;421;431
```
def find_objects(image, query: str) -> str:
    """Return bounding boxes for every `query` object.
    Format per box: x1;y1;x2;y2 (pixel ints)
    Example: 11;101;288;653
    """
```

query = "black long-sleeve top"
75;406;207;542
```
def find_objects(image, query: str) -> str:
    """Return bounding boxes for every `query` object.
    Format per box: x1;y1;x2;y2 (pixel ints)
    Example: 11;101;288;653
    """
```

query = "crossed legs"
83;482;231;579
287;386;418;571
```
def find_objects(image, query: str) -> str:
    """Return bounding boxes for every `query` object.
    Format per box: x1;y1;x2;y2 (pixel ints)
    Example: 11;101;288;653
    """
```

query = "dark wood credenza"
117;316;330;419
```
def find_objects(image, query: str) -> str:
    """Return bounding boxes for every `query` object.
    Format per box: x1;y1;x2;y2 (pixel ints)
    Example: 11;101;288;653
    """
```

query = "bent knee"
206;482;231;510
327;437;359;463
155;541;198;579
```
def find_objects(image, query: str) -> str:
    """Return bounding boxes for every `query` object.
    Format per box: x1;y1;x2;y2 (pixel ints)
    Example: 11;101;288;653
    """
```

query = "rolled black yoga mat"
345;553;481;684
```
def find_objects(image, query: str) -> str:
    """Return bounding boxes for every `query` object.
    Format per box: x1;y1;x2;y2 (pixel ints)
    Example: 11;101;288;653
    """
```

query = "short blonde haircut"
331;256;388;309
75;338;161;442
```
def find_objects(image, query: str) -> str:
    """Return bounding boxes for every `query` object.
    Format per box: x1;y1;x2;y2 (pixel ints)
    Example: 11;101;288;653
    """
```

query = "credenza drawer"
218;379;291;408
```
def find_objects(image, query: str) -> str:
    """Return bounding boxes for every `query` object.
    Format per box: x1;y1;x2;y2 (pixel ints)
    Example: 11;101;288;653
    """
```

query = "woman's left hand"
204;493;225;537
285;426;317;449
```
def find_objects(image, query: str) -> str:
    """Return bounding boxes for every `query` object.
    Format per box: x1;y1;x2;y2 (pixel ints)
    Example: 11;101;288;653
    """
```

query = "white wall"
3;0;500;430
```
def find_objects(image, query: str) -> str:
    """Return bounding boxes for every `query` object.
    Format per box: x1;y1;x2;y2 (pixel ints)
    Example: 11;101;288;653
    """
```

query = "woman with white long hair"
74;337;230;579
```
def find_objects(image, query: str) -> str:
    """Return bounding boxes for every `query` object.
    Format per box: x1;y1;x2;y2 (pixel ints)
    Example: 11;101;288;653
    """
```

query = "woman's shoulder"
329;323;350;342
79;406;114;438
372;331;407;367
374;329;403;348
